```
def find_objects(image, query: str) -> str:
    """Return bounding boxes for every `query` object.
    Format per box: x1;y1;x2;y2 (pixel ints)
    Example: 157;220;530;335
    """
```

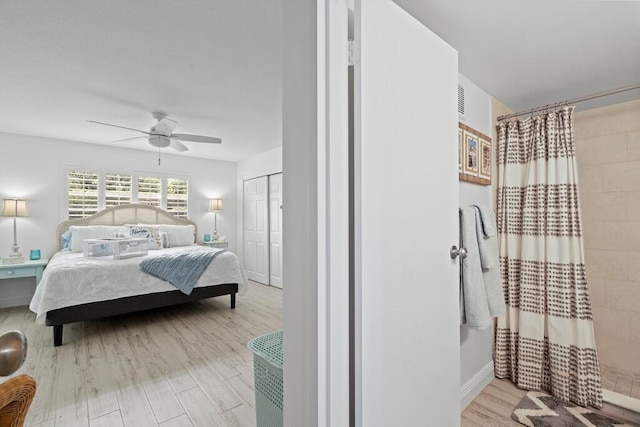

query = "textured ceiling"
1;1;638;162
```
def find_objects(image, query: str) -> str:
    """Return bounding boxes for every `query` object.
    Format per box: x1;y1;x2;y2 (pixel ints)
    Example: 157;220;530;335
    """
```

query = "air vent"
458;84;465;117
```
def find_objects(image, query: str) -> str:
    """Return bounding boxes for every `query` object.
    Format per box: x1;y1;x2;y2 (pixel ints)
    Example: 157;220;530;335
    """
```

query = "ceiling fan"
87;112;221;153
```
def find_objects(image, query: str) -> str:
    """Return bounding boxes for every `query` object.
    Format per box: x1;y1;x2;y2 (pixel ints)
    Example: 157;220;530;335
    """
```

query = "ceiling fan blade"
170;138;189;152
152;117;178;136
87;120;150;135
171;134;222;144
112;136;147;143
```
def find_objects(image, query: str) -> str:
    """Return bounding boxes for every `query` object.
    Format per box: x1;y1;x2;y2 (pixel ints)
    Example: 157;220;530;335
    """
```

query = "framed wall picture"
458;122;491;185
479;137;492;180
458;128;463;173
463;130;479;176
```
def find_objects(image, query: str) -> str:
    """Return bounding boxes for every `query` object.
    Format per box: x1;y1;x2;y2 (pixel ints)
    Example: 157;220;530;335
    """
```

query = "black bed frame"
48;204;240;347
46;283;238;346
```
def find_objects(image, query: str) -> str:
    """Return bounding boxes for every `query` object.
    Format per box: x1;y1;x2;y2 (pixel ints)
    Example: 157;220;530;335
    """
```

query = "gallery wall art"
458;122;491;185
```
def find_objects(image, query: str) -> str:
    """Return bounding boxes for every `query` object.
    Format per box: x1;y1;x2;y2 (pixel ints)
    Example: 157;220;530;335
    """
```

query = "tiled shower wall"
574;99;640;376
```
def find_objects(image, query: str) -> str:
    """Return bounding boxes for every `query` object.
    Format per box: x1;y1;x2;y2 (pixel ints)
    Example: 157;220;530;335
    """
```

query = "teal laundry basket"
248;330;283;427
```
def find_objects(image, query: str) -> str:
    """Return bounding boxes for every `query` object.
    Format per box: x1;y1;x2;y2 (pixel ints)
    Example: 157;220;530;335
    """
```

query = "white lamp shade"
0;199;28;217
208;198;223;211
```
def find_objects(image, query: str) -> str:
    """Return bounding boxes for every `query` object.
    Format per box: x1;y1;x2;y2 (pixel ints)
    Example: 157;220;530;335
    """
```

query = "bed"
29;204;248;346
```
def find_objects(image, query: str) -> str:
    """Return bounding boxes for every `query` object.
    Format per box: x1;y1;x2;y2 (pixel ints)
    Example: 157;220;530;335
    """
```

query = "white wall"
458;73;495;409
283;0;319;423
0;132;237;307
236;146;282;266
238;146;282;180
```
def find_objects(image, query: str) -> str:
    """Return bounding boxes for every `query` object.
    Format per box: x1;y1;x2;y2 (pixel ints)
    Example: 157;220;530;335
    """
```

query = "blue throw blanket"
140;247;226;295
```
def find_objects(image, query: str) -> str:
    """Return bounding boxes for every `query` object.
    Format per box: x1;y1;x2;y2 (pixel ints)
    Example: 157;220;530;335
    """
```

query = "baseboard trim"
460;360;495;411
603;389;640;413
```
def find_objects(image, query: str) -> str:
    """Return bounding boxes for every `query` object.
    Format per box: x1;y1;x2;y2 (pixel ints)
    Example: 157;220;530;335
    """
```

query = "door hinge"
348;39;360;66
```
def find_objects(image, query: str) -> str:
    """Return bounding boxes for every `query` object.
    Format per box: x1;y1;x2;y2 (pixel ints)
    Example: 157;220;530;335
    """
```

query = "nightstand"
202;241;229;249
0;259;48;285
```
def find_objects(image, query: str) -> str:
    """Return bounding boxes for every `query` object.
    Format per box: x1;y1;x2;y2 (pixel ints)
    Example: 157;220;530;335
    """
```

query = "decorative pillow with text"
127;225;163;250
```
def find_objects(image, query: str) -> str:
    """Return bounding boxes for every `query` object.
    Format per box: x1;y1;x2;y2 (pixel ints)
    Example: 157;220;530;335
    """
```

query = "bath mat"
512;391;633;427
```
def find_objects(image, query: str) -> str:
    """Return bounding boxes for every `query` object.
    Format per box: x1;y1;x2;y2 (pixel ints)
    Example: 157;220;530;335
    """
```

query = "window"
66;169;188;218
138;176;162;208
167;178;188;218
68;171;99;218
105;174;132;207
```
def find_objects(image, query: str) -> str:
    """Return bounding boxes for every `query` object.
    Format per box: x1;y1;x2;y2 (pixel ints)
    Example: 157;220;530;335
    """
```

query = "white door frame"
284;1;460;426
283;0;350;425
322;0;350;424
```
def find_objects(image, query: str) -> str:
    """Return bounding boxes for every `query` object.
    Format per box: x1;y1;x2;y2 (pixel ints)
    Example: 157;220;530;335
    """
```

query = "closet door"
269;173;283;288
244;176;269;284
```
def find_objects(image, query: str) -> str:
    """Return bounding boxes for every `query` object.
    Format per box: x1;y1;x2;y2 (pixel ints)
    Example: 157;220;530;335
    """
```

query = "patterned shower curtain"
494;106;602;408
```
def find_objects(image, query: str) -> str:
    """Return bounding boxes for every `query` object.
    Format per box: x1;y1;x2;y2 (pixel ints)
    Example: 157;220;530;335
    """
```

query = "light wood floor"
0;281;282;427
7;282;639;426
461;378;527;427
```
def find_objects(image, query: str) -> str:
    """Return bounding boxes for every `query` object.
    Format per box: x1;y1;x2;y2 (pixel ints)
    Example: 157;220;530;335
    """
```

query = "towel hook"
450;246;467;260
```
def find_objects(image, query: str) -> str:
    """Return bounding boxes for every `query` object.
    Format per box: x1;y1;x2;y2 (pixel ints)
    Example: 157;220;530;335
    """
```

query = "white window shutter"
138;176;162;208
68;171;99;218
166;178;189;218
105;173;133;207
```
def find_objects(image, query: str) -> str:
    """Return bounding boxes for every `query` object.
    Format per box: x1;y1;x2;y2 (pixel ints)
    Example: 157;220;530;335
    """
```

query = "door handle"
450;246;467;260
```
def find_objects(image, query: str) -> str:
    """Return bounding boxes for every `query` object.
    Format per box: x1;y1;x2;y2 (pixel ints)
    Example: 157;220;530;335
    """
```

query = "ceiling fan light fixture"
151;116;177;136
88;114;221;152
148;135;170;148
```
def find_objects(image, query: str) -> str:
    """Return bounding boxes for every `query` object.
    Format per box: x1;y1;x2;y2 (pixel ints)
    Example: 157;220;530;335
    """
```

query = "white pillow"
68;225;129;253
153;224;195;247
127;225;163;249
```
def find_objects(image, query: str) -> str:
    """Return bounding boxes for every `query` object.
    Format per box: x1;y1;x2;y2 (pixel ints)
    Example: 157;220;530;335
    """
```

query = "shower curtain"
494;106;602;408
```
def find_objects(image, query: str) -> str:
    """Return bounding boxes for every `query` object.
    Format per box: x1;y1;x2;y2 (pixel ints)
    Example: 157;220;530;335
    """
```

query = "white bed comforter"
29;246;249;324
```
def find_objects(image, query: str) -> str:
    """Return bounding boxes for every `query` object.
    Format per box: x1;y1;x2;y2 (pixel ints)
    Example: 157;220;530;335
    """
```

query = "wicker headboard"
55;204;197;251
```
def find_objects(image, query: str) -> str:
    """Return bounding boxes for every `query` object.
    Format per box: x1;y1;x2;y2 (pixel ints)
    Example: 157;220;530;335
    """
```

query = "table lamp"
208;198;223;240
1;199;28;259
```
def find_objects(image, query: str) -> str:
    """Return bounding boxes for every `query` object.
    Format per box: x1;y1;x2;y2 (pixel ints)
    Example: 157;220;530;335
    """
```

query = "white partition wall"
283;1;320;424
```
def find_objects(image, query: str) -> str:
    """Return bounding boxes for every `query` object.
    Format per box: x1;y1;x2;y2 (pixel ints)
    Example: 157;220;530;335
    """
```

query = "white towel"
474;204;496;237
473;206;506;317
459;207;490;330
473;205;497;269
